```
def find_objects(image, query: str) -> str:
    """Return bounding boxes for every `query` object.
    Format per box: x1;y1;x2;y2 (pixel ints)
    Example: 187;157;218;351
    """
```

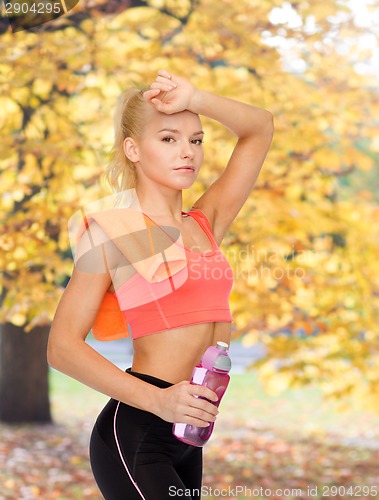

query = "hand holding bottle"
173;341;232;447
154;380;219;427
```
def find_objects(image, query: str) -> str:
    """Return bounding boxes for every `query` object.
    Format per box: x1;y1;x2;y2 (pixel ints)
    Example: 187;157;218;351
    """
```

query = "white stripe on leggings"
113;401;147;500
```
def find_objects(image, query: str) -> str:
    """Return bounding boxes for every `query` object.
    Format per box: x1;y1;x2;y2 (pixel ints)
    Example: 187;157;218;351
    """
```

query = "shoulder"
73;216;124;280
73;207;143;265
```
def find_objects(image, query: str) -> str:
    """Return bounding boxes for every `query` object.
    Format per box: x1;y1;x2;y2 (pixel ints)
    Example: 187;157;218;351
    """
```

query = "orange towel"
68;201;187;341
91;290;129;340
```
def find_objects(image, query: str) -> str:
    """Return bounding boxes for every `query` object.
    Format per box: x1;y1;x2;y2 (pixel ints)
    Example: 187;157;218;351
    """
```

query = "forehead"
143;107;202;134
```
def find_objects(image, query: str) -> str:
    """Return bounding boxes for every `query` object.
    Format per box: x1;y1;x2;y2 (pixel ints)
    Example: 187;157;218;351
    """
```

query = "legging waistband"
126;367;174;389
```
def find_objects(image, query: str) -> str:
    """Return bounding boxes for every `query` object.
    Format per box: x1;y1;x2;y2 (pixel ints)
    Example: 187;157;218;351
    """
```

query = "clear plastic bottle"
172;341;232;447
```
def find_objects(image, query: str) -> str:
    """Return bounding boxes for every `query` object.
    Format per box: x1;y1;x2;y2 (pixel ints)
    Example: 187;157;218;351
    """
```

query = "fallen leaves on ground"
1;418;379;499
0;420;101;500
205;423;379;499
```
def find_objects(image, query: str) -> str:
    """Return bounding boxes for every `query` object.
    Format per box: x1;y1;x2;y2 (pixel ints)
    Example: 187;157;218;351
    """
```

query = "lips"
174;166;195;171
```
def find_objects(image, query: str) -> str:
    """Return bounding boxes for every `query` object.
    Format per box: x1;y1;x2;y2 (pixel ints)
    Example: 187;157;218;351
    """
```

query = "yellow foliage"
0;0;378;410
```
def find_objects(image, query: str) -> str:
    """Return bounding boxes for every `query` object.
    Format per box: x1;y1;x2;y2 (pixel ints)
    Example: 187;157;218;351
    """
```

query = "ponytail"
103;86;150;193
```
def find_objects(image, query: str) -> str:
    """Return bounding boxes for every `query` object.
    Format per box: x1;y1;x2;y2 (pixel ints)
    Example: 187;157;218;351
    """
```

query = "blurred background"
0;0;378;498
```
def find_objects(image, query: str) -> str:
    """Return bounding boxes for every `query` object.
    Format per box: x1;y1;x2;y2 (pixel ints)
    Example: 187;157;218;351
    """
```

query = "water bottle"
172;341;232;447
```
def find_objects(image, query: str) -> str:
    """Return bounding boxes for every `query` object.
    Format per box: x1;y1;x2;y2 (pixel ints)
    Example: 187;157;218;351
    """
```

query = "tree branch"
0;0;142;34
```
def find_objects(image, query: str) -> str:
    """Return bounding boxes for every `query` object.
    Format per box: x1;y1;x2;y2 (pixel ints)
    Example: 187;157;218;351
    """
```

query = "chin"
169;177;197;188
178;180;197;189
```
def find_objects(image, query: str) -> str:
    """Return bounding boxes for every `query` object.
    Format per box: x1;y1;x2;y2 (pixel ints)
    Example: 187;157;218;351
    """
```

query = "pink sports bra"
90;208;234;340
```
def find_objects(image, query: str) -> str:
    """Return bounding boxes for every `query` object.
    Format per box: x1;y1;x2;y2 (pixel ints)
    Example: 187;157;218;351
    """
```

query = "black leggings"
89;368;203;500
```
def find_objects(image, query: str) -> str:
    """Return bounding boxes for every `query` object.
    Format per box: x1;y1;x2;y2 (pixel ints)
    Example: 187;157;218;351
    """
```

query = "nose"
180;141;195;160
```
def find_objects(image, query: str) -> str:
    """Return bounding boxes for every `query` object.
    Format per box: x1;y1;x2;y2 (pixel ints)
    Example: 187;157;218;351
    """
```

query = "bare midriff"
131;321;232;384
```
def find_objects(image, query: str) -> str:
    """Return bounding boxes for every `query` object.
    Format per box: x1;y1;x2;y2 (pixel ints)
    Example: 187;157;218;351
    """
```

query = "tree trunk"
0;322;52;424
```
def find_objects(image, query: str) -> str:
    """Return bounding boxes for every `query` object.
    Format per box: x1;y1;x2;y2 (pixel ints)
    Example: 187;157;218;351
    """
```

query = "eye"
162;136;175;143
192;138;204;145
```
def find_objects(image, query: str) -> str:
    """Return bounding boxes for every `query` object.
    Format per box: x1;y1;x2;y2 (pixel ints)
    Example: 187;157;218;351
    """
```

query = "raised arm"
144;69;274;244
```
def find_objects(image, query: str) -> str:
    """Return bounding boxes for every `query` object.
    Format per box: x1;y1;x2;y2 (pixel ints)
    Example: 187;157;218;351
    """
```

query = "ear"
123;137;140;162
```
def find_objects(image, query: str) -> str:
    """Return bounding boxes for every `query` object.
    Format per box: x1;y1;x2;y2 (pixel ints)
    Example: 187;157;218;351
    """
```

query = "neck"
133;185;185;223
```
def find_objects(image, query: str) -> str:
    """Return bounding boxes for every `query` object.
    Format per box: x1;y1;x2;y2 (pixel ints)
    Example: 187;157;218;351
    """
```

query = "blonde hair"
103;86;150;193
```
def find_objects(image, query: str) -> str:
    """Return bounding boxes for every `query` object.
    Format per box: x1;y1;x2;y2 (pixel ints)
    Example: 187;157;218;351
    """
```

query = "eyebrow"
157;128;205;135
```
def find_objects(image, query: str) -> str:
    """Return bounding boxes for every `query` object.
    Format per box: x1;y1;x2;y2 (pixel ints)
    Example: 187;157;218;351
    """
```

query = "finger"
190;385;219;403
188;404;218;421
181;406;217;428
157;69;173;80
143;89;160;101
151;99;176;115
186;415;214;427
155;75;175;85
180;416;210;428
188;397;219;418
150;81;177;91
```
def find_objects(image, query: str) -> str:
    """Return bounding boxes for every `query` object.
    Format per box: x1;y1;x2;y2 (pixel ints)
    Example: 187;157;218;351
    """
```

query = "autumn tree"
0;0;378;423
0;0;139;423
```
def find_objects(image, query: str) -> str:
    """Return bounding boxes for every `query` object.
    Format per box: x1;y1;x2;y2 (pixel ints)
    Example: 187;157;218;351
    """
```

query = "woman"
47;69;273;499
